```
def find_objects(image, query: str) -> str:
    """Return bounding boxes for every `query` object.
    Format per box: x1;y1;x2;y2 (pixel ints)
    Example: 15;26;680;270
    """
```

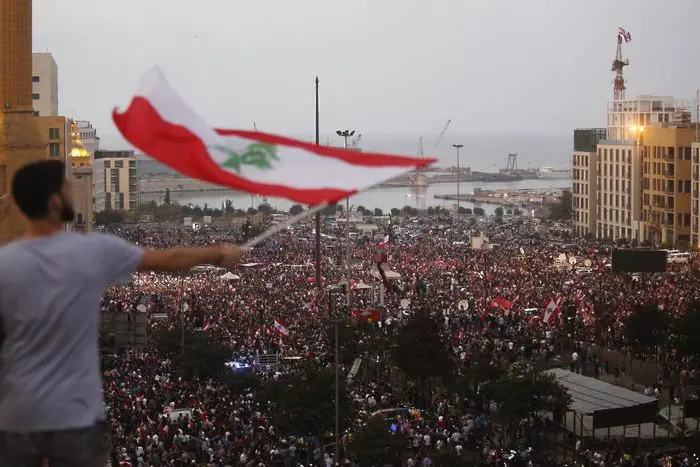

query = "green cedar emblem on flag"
213;142;279;173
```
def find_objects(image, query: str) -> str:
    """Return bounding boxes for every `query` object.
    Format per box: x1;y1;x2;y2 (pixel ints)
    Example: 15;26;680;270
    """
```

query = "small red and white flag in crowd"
273;319;289;337
489;296;514;311
113;68;435;205
378;235;390;248
543;297;561;324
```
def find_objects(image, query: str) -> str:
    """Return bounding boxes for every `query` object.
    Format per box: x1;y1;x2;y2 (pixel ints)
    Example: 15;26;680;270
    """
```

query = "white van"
667;252;691;264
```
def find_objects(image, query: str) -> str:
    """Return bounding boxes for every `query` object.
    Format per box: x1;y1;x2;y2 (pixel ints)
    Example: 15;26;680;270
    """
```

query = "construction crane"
434;119;452;147
612;27;631;100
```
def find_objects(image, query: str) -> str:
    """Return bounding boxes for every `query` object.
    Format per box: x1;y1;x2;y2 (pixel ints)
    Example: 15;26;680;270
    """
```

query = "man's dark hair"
11;160;65;220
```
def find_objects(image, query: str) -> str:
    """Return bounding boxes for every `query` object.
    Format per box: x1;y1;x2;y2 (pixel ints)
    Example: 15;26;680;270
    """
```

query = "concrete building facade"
71;166;93;233
0;0;51;244
572;129;605;237
94;150;140;211
31;52;58;117
75;120;100;154
692;142;700;246
640;127;697;246
34;116;71;162
607;95;682;141
595;141;639;241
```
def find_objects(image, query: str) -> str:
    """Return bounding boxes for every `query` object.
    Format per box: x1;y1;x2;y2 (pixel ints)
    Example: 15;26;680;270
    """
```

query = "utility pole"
452;144;464;218
314;77;322;288
329;292;341;466
336;129;355;309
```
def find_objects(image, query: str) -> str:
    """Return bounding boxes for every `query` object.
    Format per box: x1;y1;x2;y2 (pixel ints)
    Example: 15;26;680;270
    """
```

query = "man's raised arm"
138;245;243;272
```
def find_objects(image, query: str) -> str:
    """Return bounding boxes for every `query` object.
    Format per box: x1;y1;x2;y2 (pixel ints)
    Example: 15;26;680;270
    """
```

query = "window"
48;142;60;158
115;160;124;168
32;75;40;83
32;111;39;117
48;128;60;140
32;93;40;100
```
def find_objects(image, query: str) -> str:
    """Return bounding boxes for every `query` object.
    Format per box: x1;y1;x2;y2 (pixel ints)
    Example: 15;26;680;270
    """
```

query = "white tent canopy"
219;272;240;281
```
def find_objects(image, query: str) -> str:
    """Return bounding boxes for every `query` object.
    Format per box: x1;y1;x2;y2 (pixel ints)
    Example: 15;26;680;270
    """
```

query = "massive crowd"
99;213;700;466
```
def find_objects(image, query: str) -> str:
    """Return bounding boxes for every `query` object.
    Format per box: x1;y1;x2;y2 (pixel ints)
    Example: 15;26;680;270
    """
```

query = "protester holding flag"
0;161;243;467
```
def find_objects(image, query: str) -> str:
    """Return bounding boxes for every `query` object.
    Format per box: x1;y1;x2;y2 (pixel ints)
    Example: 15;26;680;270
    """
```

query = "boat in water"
537;166;572;179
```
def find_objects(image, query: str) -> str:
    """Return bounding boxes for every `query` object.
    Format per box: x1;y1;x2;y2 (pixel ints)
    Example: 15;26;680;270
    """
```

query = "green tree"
289;204;304;215
490;371;572;423
164;188;171;204
494;206;504;218
347;418;407;466
373;207;383;217
390;207;401;216
473;207;485;216
674;301;700;357
549;189;573;221
258;364;355;438
322;204;339;216
392;310;454;408
623;304;669;353
151;325;230;379
356;205;367;214
257;203;272;214
95;209;125;225
514;208;523;216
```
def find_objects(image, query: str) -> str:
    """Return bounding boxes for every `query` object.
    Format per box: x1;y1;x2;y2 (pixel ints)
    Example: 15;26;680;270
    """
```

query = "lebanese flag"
543;297;561;324
273;319;289;337
113;68;435;205
351;309;381;323
378;235;390;248
489;297;513;311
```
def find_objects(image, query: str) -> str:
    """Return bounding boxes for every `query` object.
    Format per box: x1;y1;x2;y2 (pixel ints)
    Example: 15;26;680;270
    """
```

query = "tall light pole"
314;77;322;289
452;144;464;217
337;129;355;310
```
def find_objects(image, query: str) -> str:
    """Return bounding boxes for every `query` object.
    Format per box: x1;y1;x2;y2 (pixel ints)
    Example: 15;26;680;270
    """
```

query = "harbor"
434;187;565;207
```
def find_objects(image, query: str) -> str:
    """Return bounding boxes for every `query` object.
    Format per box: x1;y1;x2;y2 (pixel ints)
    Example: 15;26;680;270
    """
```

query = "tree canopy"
623;304;670;353
257;363;356;438
549;189;572;221
347;418;407;466
151;325;230;379
489;371;572;423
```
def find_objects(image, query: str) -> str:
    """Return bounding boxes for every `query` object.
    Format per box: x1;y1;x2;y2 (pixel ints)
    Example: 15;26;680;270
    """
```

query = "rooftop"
546;368;656;415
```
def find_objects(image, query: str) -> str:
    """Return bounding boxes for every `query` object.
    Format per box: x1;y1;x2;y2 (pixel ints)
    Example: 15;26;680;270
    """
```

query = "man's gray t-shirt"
0;231;143;432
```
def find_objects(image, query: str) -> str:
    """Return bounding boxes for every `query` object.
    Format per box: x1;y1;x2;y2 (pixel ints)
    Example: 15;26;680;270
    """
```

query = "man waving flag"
113;68;435;206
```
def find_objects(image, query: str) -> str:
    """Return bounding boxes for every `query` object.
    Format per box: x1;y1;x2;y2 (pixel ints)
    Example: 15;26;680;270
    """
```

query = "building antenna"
612;27;631;100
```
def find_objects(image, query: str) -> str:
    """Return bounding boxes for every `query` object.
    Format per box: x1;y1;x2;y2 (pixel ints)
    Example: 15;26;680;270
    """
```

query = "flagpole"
315;76;322;289
242;202;328;249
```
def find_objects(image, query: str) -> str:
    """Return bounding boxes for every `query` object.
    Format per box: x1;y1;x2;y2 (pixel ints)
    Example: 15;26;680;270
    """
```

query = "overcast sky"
33;0;700;146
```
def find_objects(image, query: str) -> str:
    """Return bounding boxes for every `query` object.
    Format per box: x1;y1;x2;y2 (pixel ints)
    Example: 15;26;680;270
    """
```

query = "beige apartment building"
572;129;605;237
595;141;640;241
93;150;140;211
688;140;700;247
640;126;696;246
32;53;58;117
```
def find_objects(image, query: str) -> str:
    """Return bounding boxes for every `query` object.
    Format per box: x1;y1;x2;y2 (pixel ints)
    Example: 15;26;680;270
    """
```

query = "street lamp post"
328;289;343;466
452;144;464;217
337;130;356;310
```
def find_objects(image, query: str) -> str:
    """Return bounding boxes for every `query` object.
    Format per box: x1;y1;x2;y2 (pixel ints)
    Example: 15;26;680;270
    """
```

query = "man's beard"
60;197;75;223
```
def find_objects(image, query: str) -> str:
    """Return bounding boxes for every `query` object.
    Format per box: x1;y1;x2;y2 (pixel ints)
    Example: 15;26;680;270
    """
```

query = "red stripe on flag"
113;97;434;205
